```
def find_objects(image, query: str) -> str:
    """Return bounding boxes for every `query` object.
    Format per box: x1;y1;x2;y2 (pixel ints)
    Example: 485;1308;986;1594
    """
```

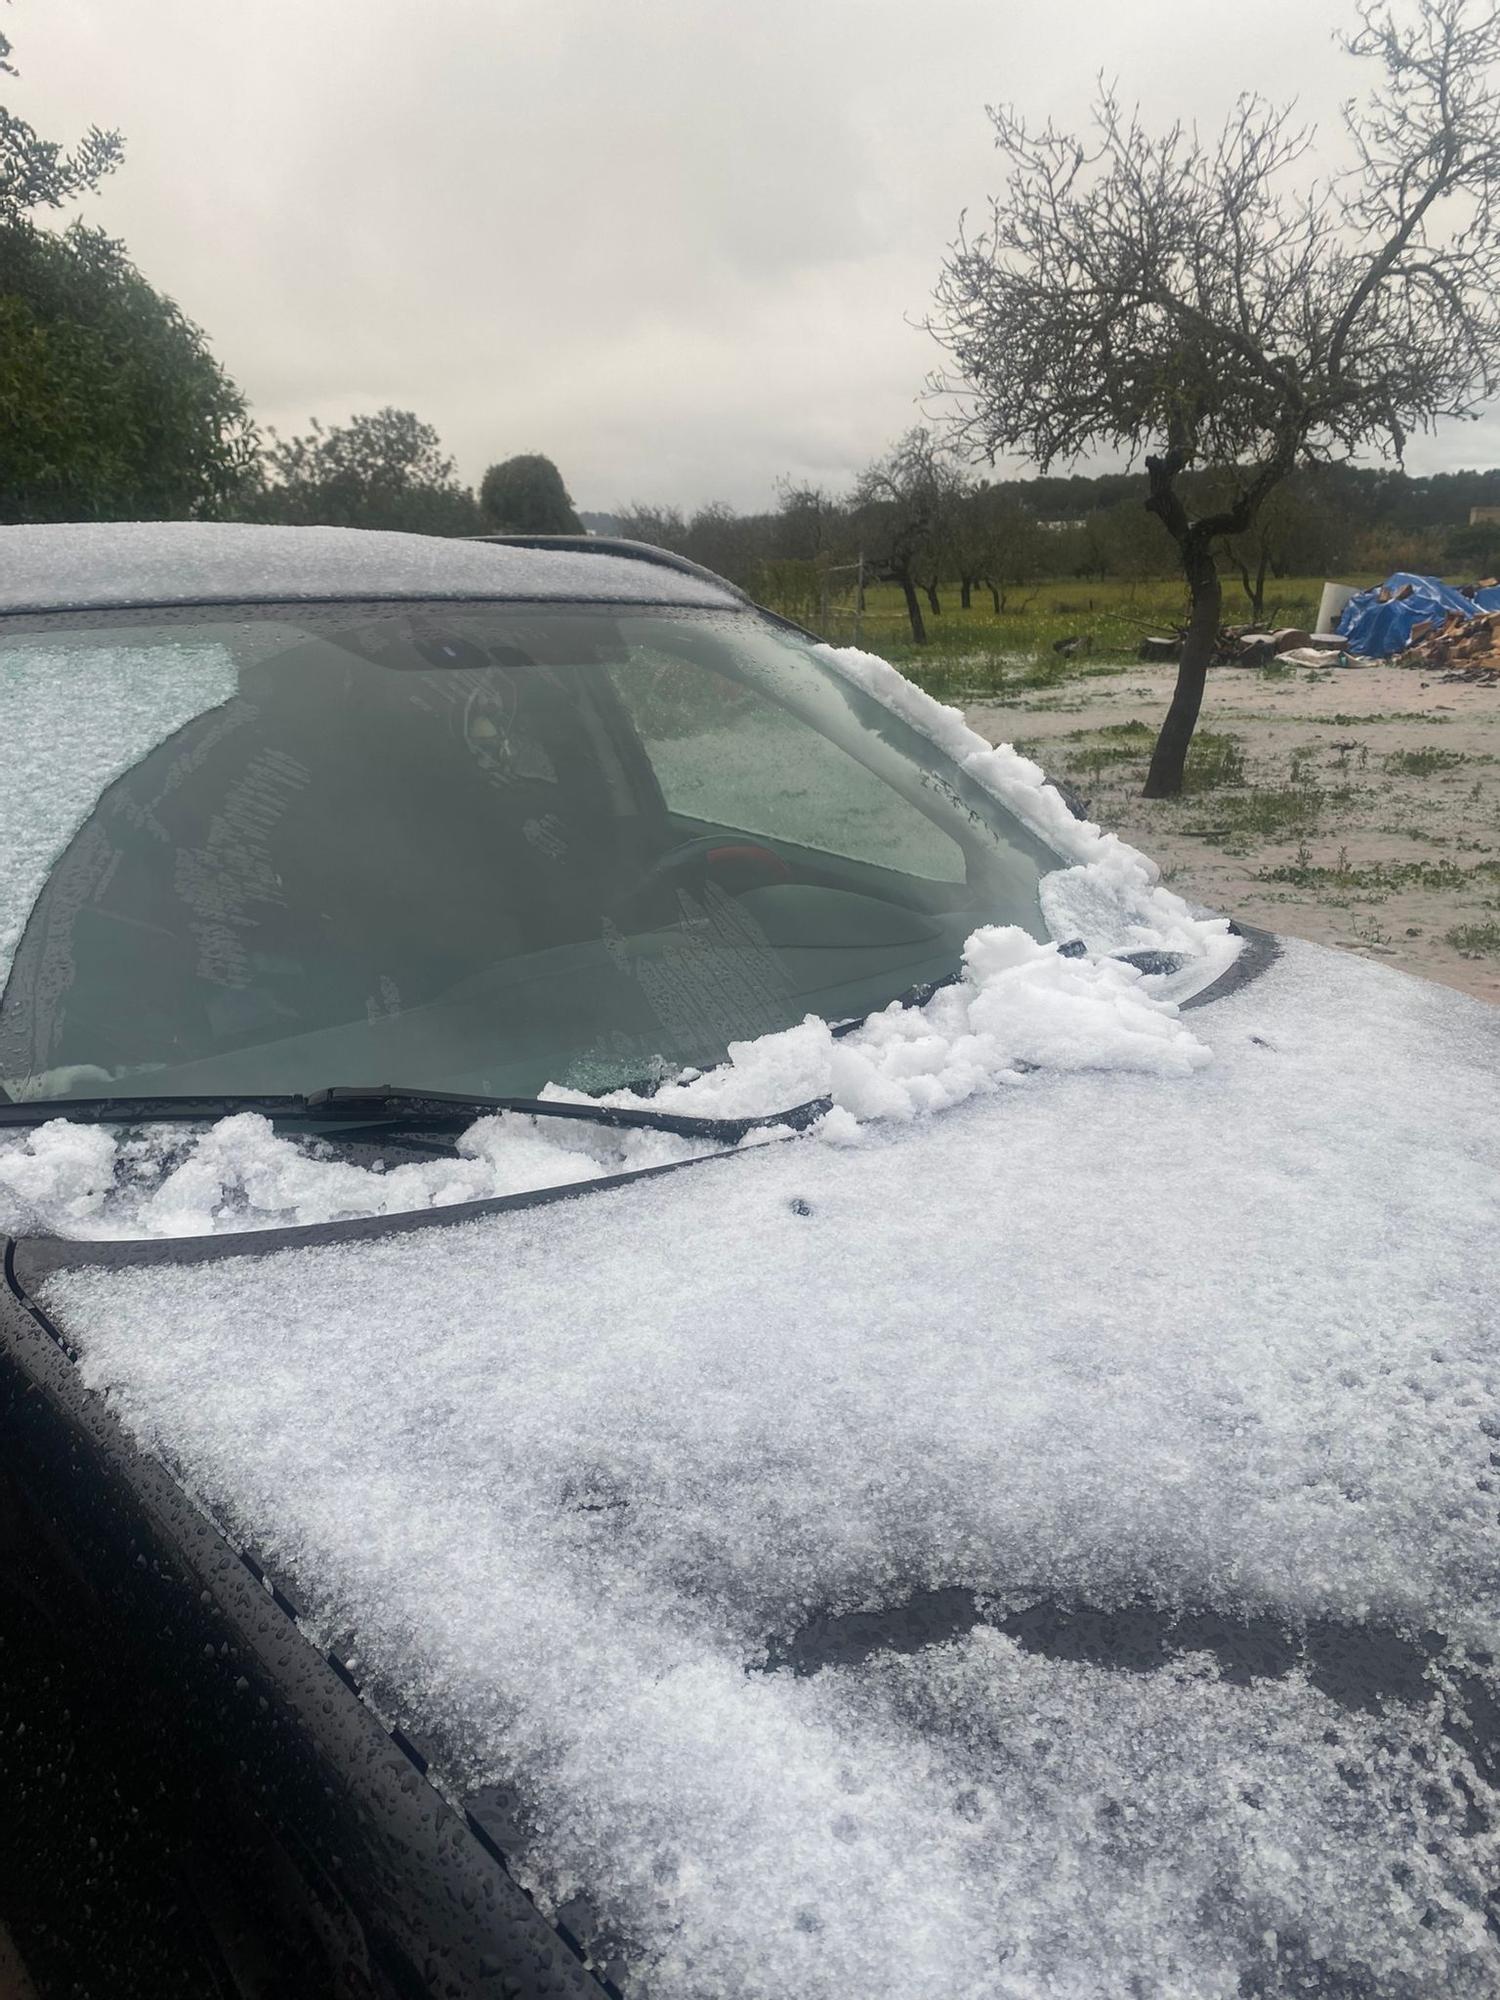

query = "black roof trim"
474;534;754;604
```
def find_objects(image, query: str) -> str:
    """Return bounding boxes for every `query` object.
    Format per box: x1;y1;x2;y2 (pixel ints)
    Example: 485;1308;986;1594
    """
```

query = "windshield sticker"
603;881;796;1062
173;744;312;990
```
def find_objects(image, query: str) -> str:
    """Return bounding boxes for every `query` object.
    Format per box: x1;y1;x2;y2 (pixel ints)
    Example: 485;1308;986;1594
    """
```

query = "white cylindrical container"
1316;581;1359;634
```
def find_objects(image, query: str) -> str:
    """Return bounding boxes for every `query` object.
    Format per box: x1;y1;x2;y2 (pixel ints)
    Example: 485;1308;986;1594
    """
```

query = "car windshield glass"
0;601;1061;1105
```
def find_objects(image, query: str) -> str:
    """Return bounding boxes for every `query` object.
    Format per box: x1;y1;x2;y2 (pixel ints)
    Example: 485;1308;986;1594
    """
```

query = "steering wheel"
613;835;792;928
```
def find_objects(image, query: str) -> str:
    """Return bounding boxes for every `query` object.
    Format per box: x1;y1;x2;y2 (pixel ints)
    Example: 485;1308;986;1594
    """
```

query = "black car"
1;523;1496;1999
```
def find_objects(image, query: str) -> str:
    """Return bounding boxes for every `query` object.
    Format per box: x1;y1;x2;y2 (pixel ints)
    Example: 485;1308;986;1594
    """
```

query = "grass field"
798;574;1370;698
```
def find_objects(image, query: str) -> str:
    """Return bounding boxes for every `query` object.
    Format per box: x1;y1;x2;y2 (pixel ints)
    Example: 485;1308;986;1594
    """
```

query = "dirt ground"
966;659;1500;1006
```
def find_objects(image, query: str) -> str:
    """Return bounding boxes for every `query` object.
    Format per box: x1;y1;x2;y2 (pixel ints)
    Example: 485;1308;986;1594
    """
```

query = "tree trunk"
988;582;1002;614
1144;546;1220;798
1236;549;1268;622
899;571;927;645
923;580;942;616
960;577;972;611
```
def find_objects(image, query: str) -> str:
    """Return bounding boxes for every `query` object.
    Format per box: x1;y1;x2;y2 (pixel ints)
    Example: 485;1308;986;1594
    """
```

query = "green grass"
903;651;1124;705
1325;712;1454;727
1183;785;1337;849
1446;921;1500;954
1381;747;1468;777
1036;722;1245;793
793;573;1359;696
1034;718;1158;775
1181;731;1248;792
1258;856;1484;894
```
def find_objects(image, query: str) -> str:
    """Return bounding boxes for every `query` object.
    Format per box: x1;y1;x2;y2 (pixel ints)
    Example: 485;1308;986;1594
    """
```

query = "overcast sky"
15;0;1500;511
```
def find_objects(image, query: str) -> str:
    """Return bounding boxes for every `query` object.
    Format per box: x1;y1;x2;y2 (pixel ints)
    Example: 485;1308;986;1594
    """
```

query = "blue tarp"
1338;572;1500;658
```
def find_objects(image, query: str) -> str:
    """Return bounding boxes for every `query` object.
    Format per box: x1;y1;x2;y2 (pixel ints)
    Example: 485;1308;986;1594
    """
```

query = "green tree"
612;502;690;552
0;12;123;225
0;223;259;522
1219;478;1355;621
773;481;837;562
1444;518;1500;575
478;453;583;534
1088;500;1179;590
949;481;1048;610
0;11;255;522
681;502;771;586
250;409;481;535
980;496;1048;612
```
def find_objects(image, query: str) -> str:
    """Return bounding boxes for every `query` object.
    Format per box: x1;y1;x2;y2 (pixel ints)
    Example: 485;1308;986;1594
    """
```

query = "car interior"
0;607;1059;1102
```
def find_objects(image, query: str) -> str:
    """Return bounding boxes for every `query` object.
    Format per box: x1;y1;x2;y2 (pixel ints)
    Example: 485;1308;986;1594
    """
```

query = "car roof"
0;521;746;618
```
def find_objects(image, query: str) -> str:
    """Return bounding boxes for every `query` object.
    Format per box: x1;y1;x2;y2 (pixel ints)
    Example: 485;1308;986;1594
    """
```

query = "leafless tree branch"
929;0;1500;793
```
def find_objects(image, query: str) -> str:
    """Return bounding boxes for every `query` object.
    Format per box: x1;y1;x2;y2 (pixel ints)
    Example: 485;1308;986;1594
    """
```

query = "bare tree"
853;428;967;644
983;491;1050;613
931;0;1500;795
773;479;836;561
612;503;690;553
947;486;990;611
948;481;1050;611
1220;478;1353;622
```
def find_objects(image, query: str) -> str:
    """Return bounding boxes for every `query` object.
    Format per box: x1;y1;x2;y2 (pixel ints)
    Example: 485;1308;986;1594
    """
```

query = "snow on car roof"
0;521;743;616
40;940;1500;2000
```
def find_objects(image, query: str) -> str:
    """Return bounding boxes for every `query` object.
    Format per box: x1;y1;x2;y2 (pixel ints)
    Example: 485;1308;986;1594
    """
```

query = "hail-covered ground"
7;628;1500;1996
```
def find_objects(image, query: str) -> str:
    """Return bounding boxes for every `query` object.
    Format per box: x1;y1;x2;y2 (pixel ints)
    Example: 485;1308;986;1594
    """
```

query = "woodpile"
1137;627;1346;666
1137;594;1500;685
1137;610;1500;684
1232;627;1349;667
1390;595;1500;684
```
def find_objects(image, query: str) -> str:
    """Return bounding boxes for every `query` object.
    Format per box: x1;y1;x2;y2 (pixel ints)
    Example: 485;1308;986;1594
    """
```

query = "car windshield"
0;600;1061;1105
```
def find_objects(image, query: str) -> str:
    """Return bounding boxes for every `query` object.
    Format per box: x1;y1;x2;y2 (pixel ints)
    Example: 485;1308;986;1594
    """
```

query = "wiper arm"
300;1084;831;1144
0;1083;831;1147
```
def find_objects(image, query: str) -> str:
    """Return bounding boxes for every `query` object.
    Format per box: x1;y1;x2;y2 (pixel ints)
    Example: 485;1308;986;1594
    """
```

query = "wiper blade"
0;1083;831;1147
300;1084;831;1144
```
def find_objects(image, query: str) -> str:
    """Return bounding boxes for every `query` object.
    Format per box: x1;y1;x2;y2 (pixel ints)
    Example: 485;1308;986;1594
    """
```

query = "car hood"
32;938;1500;2000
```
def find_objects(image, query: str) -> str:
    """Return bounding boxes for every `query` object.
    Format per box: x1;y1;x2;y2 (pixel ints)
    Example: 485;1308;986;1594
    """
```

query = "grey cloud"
15;0;1500;509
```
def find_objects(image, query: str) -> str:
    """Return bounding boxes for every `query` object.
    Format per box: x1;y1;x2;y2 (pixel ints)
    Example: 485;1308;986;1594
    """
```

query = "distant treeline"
926;462;1500;535
594;453;1500;640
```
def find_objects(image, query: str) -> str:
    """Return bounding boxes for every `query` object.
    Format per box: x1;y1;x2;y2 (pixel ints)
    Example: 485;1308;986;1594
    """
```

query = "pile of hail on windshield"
0;600;1065;1109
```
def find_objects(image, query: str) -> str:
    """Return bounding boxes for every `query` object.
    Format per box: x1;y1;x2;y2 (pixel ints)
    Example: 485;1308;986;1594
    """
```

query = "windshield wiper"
0;1083;831;1146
